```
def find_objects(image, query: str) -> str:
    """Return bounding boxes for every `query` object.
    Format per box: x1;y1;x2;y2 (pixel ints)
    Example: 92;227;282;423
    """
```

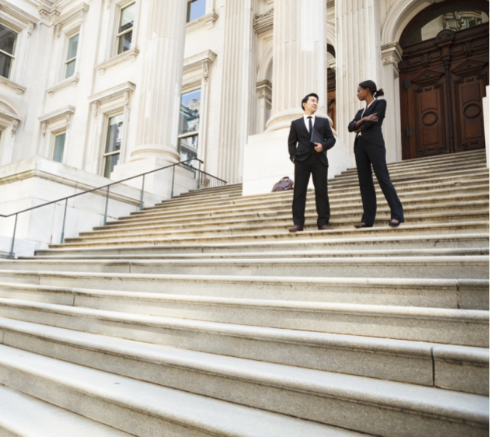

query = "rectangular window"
178;89;201;163
53;133;66;163
117;3;135;54
0;24;17;79
65;33;79;79
187;0;206;23
103;114;124;178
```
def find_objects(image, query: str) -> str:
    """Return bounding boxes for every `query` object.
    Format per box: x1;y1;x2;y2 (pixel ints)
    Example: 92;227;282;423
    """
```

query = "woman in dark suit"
348;80;404;228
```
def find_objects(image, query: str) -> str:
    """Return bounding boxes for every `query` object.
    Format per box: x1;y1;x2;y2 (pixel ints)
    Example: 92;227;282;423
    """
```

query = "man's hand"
314;142;323;152
364;113;379;122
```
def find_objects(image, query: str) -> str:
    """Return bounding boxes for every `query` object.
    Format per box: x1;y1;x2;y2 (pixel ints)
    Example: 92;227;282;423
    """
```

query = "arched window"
401;1;488;47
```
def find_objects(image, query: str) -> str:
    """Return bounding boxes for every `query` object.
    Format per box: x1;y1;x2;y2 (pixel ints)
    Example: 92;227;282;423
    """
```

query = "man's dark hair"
301;93;319;111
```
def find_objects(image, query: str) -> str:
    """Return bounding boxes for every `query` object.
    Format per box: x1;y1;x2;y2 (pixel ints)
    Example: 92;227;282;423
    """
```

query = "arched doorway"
399;0;489;160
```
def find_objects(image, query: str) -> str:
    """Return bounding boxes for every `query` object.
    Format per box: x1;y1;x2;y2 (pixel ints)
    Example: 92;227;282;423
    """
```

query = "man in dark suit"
288;93;336;232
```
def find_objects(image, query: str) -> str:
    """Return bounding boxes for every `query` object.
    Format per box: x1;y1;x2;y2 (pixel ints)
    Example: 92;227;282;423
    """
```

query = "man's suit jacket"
348;99;387;146
288;117;336;167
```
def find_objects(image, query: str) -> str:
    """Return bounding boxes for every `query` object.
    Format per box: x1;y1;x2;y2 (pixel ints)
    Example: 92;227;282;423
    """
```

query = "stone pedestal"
112;0;193;196
243;0;351;196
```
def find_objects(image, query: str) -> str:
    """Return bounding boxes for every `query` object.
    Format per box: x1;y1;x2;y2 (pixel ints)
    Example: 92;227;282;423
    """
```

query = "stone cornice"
53;2;89;27
186;11;219;31
96;47;140;75
0;75;27;95
38;105;75;123
254;8;273;33
88;81;136;104
46;73;79;97
183;50;217;74
0;0;39;25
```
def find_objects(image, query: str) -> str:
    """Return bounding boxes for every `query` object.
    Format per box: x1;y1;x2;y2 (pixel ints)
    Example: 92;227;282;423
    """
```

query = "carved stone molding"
54;2;89;30
88;81;136;105
183;50;217;75
381;42;403;73
254;8;273;33
186;11;219;32
46;73;80;98
256;80;272;104
0;75;26;95
96;48;140;75
0;0;38;26
38;105;76;135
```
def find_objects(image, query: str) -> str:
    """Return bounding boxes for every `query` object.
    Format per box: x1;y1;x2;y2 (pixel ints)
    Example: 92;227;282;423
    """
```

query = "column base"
242;127;353;196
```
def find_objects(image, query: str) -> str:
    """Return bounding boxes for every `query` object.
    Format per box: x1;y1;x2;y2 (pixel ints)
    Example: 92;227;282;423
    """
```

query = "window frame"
64;32;79;79
52;131;67;164
102;112;125;178
177;87;202;165
115;2;136;55
0;22;18;79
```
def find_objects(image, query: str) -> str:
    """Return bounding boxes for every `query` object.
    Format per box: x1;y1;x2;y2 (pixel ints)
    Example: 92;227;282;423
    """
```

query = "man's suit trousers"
293;153;330;228
354;136;404;226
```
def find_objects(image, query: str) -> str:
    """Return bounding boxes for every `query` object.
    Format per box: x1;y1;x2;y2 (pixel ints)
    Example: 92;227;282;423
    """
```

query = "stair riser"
0;329;486;436
0;310;487;397
56;223;490;248
36;235;490;257
0;364;211;437
83;211;490;239
0;276;487;310
2;258;488;280
101;202;489;231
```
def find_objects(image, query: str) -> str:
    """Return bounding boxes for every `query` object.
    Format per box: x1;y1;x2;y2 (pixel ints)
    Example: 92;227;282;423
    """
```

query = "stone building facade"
0;0;488;254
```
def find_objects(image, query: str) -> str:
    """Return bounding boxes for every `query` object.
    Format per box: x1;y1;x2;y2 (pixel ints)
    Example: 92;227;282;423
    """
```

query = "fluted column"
335;0;382;146
217;0;254;184
267;0;328;131
130;0;187;163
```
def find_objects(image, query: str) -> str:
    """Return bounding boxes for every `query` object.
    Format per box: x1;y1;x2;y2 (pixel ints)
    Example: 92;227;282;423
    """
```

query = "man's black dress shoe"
318;225;334;231
389;220;401;227
289;225;304;233
354;223;373;229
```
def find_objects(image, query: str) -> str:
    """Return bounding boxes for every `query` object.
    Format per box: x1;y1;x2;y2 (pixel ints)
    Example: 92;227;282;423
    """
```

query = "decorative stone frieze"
254;8;273;33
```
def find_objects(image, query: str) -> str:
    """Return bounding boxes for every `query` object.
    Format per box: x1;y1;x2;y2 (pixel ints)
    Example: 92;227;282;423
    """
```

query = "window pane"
53;133;66;163
187;0;206;23
404;5;489;46
104;152;120;178
178;135;198;163
117;30;133;54
105;114;124;154
65;60;76;78
119;3;135;33
0;52;13;79
179;89;201;135
66;34;79;61
0;24;16;55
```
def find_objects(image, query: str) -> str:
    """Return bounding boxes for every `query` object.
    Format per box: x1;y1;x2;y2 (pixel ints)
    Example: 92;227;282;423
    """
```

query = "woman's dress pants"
354;136;404;226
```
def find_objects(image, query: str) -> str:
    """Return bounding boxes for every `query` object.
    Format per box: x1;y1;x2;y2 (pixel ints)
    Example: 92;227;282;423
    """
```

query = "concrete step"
35;233;490;257
0;344;355;437
0;285;487;347
52;221;490;249
84;210;490;240
0;302;488;396
1;255;488;279
0;384;133;437
129;186;490;223
147;178;490;215
0;317;487;409
0;271;488;308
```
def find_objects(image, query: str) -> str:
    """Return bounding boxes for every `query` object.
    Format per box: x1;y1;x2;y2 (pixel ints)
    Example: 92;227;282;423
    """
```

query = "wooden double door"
399;24;488;160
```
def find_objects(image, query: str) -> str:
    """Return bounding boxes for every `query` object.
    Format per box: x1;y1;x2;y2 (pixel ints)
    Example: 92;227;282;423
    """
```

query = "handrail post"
103;186;110;226
140;175;145;211
60;198;68;244
171;165;176;199
9;214;18;260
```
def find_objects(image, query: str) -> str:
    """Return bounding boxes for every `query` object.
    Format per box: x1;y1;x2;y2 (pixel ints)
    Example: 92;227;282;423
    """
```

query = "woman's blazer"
348;99;387;146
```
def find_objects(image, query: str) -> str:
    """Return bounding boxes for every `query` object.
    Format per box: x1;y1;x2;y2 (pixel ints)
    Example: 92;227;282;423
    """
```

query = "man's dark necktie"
308;116;313;143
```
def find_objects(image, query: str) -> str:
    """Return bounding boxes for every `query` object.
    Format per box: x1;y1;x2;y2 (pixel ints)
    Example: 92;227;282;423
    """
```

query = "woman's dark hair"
359;80;385;98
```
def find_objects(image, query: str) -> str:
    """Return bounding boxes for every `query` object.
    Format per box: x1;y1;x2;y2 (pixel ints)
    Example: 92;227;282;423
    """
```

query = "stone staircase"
0;149;488;436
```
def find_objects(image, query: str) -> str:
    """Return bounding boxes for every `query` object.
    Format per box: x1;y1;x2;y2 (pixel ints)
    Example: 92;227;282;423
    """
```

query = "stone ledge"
186;11;219;32
96;48;140;75
0;75;26;95
46;73;80;98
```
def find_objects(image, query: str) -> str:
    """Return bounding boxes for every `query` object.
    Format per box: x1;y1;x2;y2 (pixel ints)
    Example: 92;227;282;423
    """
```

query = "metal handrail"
1;158;227;259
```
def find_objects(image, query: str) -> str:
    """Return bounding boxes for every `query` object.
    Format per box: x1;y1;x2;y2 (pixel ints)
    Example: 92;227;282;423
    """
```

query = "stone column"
381;42;403;163
129;0;188;163
216;0;254;184
267;0;329;131
484;86;489;168
335;0;382;149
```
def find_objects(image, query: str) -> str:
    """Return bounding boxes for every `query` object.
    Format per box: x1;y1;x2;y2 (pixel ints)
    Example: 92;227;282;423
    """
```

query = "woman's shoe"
389;220;401;227
354;223;373;229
